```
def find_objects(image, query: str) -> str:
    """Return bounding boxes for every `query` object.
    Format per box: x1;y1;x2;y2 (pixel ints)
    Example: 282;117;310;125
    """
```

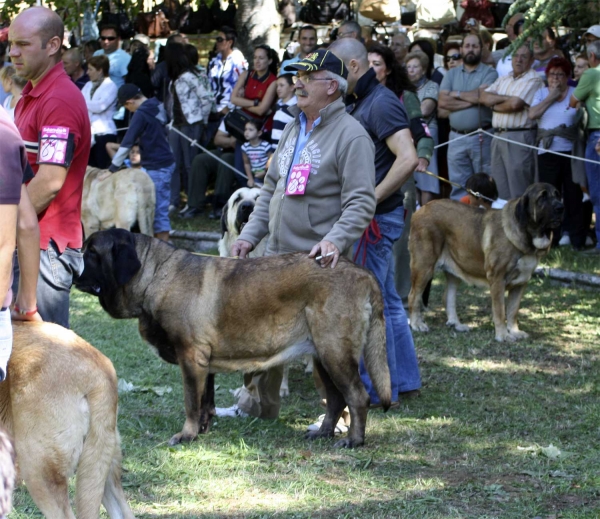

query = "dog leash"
421;170;496;204
353;220;382;266
190;252;239;259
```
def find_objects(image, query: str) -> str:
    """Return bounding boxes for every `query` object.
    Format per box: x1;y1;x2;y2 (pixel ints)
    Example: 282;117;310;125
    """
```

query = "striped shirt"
271;97;297;147
241;140;272;176
486;68;544;129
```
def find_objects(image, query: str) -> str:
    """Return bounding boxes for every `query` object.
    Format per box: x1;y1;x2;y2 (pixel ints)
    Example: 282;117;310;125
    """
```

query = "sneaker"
558;234;571;246
215;404;249;418
306;414;348;435
178;204;189;215
585;236;594;247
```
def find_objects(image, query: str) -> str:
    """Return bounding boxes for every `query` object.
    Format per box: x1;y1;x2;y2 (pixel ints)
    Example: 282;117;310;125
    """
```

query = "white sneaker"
582;193;591;203
215;404;249;418
306;414;348;435
586;236;594;247
559;234;571;246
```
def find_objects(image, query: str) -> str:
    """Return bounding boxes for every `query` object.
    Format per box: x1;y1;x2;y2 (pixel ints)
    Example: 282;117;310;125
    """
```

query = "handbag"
416;0;456;27
224;110;266;142
359;0;400;23
135;10;171;38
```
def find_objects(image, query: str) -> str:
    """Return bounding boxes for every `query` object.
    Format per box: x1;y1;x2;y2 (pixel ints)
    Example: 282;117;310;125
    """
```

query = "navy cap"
284;49;348;79
117;84;141;106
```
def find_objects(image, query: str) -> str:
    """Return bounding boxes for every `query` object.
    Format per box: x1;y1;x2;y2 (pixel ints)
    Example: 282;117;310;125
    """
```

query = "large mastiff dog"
1;322;134;519
82;166;155;237
409;183;564;342
75;229;391;449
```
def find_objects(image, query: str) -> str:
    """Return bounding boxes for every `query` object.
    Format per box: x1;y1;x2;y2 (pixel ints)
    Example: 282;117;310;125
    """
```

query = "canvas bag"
359;0;400;23
416;0;456;27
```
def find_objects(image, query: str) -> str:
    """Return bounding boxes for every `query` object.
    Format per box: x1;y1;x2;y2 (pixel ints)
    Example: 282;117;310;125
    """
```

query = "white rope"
433;129;480;149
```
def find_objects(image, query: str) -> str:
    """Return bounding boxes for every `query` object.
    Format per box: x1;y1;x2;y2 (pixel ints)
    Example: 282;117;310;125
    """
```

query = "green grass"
9;266;600;518
541;247;600;276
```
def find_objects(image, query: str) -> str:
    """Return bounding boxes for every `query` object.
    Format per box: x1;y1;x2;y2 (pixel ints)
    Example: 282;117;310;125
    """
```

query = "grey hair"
587;40;600;60
329;72;348;96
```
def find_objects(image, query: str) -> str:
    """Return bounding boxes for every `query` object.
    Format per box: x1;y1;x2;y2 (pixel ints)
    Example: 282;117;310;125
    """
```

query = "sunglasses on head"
100;36;117;41
444;53;461;62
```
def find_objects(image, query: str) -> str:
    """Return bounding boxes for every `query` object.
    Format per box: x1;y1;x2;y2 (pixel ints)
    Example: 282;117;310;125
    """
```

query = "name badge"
38;126;71;166
285;164;311;196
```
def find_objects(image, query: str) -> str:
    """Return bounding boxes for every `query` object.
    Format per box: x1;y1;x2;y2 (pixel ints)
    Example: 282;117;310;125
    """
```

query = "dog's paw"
279;386;290;398
305;429;334;441
410;321;429;333
333;438;364;449
495;331;516;343
446;321;470;332
304;358;314;374
508;329;529;341
168;431;197;446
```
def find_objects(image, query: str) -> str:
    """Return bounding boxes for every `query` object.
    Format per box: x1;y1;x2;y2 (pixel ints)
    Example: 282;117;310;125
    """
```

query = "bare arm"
26;164;68;214
13;186;42;321
376;128;418;203
214;130;236;149
529;89;561;120
0;205;17;301
420;98;437;118
242;152;254;187
245;82;277;117
230;71;253;108
480;90;510;107
569;94;580;109
493;96;526;113
438;90;473;111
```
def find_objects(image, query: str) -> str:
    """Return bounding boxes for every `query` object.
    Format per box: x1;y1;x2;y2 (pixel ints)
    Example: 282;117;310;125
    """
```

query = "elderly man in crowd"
329;38;421;410
495;12;525;77
9;6;91;328
62;48;89;90
481;44;543;200
337;20;362;41
229;49;377;421
439;33;498;199
280;25;318;72
570;40;600;254
391;32;410;64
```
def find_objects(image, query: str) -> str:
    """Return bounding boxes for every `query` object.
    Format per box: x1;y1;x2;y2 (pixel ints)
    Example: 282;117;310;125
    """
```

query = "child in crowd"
241;119;272;188
124;145;143;169
461;173;507;210
271;73;297;148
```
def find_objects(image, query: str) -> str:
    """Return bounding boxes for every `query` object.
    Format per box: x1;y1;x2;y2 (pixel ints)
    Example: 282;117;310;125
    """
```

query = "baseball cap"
284;49;348;79
117;84;141;106
584;25;600;39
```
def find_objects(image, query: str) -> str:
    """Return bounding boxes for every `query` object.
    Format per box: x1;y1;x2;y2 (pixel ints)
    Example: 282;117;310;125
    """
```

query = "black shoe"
181;207;203;219
208;209;222;220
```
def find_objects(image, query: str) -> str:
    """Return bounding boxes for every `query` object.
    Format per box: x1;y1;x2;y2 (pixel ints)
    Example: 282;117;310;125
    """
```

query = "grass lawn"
10;259;600;518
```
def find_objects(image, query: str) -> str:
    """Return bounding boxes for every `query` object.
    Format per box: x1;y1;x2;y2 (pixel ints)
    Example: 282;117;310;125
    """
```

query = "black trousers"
537;152;587;248
89;134;118;169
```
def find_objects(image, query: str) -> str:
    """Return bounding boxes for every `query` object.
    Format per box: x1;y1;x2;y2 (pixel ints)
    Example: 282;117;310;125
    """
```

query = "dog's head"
75;228;145;318
220;187;262;238
515;182;564;249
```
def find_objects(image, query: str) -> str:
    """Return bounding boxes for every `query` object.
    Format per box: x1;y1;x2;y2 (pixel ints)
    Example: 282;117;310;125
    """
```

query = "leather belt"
450;125;491;135
494;127;535;133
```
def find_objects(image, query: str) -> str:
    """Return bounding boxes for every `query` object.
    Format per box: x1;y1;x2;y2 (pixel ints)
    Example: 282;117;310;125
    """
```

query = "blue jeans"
353;206;421;404
585;130;600;248
147;163;176;234
12;240;84;328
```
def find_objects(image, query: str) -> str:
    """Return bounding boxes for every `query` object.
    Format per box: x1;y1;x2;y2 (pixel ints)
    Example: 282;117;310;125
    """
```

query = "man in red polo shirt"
9;7;91;328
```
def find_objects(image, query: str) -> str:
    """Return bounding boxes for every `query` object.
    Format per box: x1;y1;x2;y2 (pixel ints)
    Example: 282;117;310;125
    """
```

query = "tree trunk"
235;0;281;65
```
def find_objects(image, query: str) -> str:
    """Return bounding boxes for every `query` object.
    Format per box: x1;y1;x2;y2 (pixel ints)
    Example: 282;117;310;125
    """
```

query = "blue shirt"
93;48;131;88
290;111;322;176
281;54;301;75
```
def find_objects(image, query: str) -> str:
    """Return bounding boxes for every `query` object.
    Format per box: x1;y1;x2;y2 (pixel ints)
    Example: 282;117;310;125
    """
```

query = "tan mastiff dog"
0;322;134;519
82;166;155;237
75;229;392;449
409;183;564;342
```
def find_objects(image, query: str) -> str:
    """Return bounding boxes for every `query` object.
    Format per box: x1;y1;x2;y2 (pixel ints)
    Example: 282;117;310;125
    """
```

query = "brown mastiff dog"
75;229;391;449
409;182;564;342
1;322;134;519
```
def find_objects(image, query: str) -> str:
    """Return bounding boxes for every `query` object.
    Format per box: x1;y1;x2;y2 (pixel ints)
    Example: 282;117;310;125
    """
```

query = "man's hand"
231;239;254;258
415;158;429;172
308;240;340;268
11;308;43;322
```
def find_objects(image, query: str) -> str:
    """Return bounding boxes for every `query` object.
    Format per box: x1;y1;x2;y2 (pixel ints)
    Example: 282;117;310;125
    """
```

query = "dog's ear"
515;193;529;227
112;232;142;286
220;202;229;238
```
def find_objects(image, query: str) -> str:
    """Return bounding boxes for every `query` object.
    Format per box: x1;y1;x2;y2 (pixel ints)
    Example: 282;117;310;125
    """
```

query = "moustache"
296;90;308;97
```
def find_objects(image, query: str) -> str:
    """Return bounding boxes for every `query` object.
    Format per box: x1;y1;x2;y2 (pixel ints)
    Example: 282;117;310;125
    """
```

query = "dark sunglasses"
100;36;117;41
444;53;461;62
215;36;225;42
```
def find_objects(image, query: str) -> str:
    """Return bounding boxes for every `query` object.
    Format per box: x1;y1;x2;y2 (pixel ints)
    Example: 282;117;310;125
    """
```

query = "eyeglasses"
444;53;461;62
215;36;225;43
548;72;566;78
292;75;334;84
100;36;117;41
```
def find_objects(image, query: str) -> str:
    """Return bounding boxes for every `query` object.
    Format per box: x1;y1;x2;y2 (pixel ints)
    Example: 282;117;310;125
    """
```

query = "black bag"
224;110;265;142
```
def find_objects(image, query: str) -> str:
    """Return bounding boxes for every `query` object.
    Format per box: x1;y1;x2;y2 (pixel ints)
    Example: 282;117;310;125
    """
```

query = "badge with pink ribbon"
285;164;311;196
38;126;70;166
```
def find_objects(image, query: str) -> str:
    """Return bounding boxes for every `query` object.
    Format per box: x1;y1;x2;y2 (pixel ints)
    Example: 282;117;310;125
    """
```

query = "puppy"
1;322;135;519
82;166;155;238
409;183;564;342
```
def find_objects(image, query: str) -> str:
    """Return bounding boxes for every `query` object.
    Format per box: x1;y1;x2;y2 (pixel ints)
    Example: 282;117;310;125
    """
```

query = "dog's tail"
75;355;135;519
138;176;156;236
363;275;392;411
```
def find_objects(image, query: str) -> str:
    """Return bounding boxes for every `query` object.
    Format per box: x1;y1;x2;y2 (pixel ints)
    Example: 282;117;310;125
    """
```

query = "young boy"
241;119;272;188
461;173;507;210
107;84;175;241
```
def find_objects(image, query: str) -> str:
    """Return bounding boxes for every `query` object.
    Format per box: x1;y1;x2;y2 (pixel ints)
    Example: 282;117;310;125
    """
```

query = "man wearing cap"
584;25;600;46
570;40;600;254
329;38;421;410
228;49;377;421
9;6;91;328
106;84;175;242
